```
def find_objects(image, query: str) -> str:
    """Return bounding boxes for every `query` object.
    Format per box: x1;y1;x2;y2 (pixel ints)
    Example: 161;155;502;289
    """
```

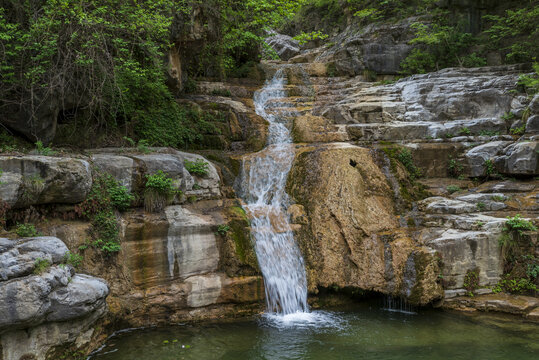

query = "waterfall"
239;68;309;315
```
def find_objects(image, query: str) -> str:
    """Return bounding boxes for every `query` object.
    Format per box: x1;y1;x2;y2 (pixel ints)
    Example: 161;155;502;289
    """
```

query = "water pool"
90;302;539;360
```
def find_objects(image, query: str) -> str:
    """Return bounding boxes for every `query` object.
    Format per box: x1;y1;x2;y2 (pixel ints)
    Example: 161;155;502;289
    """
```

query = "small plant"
475;220;485;228
184;159;209;177
446;185;461;194
122;136;136;147
15;223;38;237
396;148;422;180
504;214;537;236
293;30;329;45
33;258;51;275
187;195;198;204
484;159;496;178
192;183;201;190
510;124;526;136
137;139;151;154
448;156;464;178
144;170;177;213
444;133;454;139
463;268;480;296
491;195;505;202
91;210;121;254
35;141;56;156
211;89;232;97
527;263;539;279
63;251;83;269
216;224;230;236
478;130;500;137
459;127;471;136
476;202;486;211
108;184;134;211
21;174;45;204
493;276;537;295
501;112;516;121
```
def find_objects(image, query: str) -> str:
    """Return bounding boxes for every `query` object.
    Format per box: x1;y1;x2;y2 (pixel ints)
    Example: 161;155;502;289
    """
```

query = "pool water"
90;302;539;360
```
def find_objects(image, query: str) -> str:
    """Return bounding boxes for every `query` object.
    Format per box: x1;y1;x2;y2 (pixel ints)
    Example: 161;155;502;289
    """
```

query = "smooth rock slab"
444;293;539;315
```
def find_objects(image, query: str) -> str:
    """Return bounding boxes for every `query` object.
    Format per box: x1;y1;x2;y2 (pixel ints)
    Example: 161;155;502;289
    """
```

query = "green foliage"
446;185;461;194
476;202;486;211
293;30;328;45
211;89;232;97
91;210;121;254
458;127;471;136
493;275;537;295
184;159;209;176
216;224;230;236
108;184;134;212
484;159;496;178
479;130;500;137
396;148;422;180
0;0;190;133
144;170;177;213
492;195;505;202
448;156;464;178
510;124;526;136
527;263;539;279
483;4;539;64
33;258;51;275
400;48;436;75
35;141;56;156
504;214;537;236
463;268;480;296
63;251;83;269
518;63;539;95
502;112;516;121
15;223;38;237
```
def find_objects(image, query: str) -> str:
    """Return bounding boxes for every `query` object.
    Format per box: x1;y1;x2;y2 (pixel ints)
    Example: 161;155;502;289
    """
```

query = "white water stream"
239;69;309;316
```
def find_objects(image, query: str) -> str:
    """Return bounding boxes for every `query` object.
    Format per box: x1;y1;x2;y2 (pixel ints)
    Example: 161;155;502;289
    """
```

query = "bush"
463;268;480;296
293;30;328;45
15;223;38;237
184;159;209;177
446;185;461;194
91;210;121;254
448;156;464;178
33;258;51;275
400;48;436;75
504;214;537;236
35;141;56;156
63;251;83;269
144;170;177;213
518;63;539;95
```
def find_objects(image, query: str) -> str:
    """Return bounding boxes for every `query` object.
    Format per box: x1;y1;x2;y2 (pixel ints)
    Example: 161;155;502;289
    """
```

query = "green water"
90;303;539;360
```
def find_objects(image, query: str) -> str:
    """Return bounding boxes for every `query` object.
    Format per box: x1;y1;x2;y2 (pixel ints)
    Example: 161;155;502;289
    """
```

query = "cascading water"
239;68;309;316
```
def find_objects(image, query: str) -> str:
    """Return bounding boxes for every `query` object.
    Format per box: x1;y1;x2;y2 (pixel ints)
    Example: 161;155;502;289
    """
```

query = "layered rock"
0;237;109;360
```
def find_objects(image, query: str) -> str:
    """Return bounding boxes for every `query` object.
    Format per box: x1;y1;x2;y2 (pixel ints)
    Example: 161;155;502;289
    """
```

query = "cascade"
239;68;309;315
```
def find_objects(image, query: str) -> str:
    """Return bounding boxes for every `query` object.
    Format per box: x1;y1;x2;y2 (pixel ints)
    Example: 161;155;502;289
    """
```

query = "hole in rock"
349;159;357;167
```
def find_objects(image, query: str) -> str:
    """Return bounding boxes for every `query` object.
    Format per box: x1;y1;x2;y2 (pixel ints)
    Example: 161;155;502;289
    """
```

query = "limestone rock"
265;32;300;61
0;156;92;207
465;141;511;177
91;154;135;191
495;141;539;175
529;94;539;114
286;143;442;304
526;115;539;133
443;294;539;315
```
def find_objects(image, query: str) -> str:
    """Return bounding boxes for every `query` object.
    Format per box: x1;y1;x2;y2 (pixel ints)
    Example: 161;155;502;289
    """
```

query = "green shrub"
479;130;500;137
491;195;505;202
33;258;51;275
78;173;133;215
91;210;121;254
211;89;232;97
396;148;422;180
518;62;539;95
144;170;177;213
484;159;496;178
35;141;56;156
504;214;537;236
493;276;537;295
476;202;486;211
446;185;461;194
63;251;83;269
458;127;471;136
400;48;436;75
448;156;464;178
293;30;329;45
510;124;526;136
463;268;480;296
216;224;230;236
184;159;209;177
15;223;38;237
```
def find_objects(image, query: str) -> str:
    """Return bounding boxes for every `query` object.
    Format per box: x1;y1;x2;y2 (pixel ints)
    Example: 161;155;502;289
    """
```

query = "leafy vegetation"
35;141;56;156
76;172;132;255
446;185;461;194
216;224;231;236
504;214;537;237
63;251;83;269
463;267;480;296
293;30;328;45
33;258;51;275
184;159;210;176
15;223;38;237
447;156;464;178
144;170;178;213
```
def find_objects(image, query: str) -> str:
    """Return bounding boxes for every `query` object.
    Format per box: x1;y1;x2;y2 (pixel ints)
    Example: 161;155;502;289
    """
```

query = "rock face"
265;32;301;61
0;156;92;208
0;237;109;360
286;143;443;305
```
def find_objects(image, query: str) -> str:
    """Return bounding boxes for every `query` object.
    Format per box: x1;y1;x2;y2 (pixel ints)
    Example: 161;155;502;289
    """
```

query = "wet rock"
0;156;92;207
443;294;539;316
419;197;477;214
529;94;539;114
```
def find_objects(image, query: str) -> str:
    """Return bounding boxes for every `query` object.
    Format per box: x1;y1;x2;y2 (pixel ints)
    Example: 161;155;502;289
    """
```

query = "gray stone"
0;156;92;207
419;197;478;214
495;141;538;175
530;94;539;114
526;115;539;133
91;154;135;191
465;141;510;177
265;33;300;61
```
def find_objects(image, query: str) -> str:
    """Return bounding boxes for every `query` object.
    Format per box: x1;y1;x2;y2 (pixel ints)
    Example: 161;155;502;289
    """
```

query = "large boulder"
0;237;109;360
465;141;511;177
286;143;443;305
495;141;539;176
0;156;92;207
265;32;301;61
